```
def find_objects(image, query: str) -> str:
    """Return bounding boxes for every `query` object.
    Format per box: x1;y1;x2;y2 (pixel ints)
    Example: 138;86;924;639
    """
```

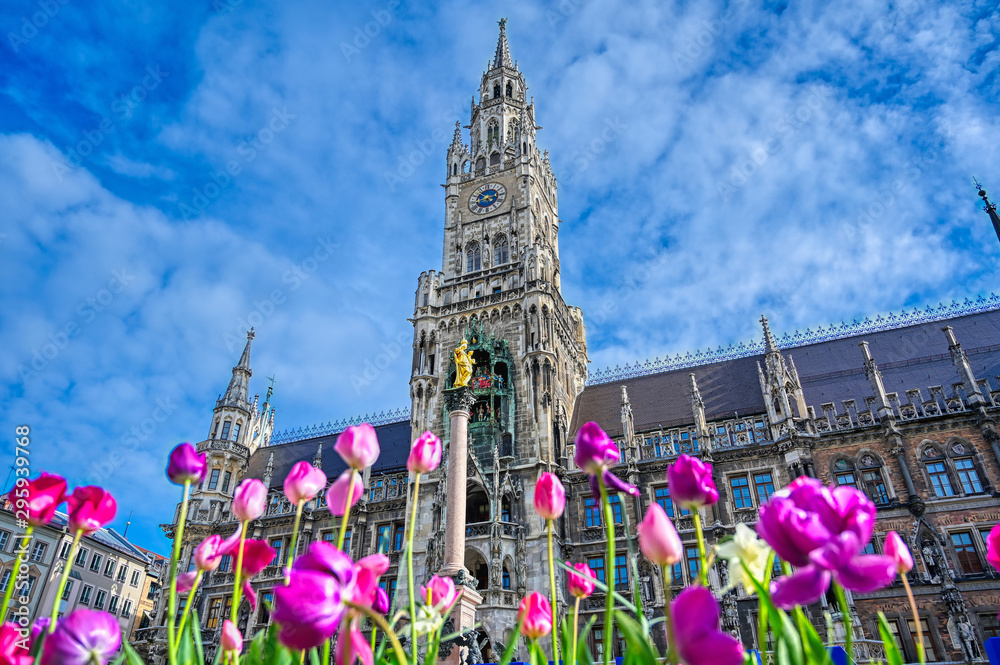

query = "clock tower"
407;20;588;658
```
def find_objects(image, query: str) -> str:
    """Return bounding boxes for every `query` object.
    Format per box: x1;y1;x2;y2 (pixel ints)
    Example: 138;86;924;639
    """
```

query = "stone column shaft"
441;401;471;575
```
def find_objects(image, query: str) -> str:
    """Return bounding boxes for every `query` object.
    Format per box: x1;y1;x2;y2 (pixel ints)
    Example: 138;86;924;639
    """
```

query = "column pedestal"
440;585;483;665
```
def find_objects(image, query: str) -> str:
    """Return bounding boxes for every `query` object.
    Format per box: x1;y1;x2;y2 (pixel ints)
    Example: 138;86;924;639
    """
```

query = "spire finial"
247;327;255;341
760;315;779;353
973;178;1000;246
493;18;512;69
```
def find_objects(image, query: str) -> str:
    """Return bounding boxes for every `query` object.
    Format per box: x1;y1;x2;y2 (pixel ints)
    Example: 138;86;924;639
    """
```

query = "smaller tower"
757;316;810;439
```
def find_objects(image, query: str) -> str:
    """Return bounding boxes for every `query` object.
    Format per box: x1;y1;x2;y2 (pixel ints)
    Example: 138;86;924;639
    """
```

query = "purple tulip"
294;542;357;585
0;621;32;665
884;531;913;574
574;422;638;498
272;569;345;650
283;461;327;505
335;423;380;470
407;431;442;473
667;454;719;509
232;478;267;522
672;586;744;665
534;472;565;520
373;587;390;615
40;609;121;665
166;442;207;485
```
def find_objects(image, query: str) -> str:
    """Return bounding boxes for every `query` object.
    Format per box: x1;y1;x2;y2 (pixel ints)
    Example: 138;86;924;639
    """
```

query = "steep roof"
246;419;413;488
570;308;1000;438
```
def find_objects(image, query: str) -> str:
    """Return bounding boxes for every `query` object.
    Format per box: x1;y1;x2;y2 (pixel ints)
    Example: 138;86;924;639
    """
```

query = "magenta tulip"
517;591;553;639
567;562;597;599
232;478;266;522
671;586;744;665
327;470;363;517
335;620;374;665
273;569;346;650
66;487;116;535
283;461;327;505
166;442;207;485
40;609;121;665
30;618;50;647
231;539;276;578
884;531;913;574
987;524;1000;573
638;503;683;566
421;575;460;611
294;542;356;584
222;620;243;654
667;454;719;509
335;423;380;470
407;431;442;473
193;531;238;573
0;622;32;665
176;571;198;594
373;587;390;615
534;472;565;520
8;473;66;527
573;421;620;474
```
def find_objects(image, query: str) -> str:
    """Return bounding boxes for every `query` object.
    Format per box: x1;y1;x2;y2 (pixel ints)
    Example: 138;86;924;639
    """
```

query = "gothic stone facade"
141;24;1000;665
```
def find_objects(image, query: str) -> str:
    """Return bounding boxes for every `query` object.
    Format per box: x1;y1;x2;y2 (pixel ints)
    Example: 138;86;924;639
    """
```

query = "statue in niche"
957;617;980;662
454;340;473;388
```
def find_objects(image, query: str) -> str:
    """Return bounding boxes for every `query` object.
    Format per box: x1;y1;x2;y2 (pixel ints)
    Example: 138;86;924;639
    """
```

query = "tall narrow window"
270;539;283;566
205;598;223;630
614;553;629;590
495;238;509;265
730;475;753;509
466;245;481;273
907;618;937;661
670;561;683;585
926;462;954;497
343;528;353;556
654;487;674;517
505;81;513;98
754;472;775;505
951;532;983;574
208;469;220;490
609;495;624;524
955;458;983;494
863;470;889;504
393;524;405;551
222;471;232;493
584;497;601;527
220;421;231;440
502;567;511;590
685;546;701;582
377;525;391;554
587;556;605;584
259;590;274;623
834;459;858;488
232;422;241;441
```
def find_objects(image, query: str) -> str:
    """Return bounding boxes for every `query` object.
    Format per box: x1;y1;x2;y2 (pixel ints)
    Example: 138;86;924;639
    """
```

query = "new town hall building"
136;24;1000;665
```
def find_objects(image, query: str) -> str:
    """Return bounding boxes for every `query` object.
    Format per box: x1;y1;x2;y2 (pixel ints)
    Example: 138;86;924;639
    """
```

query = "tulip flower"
408;431;442;473
231;478;267;522
671;586;744;665
66;487;117;536
283;461;327;505
229;539;276;578
193;528;242;572
374;587;390;615
30;618;50;647
273;569;346;650
40;609;122;665
714;524;771;595
294;542;357;584
0;622;32;665
335;423;380;470
574;422;639;499
421;575;460;611
327;470;363;517
221;620;243;655
517;591;553;640
986;524;1000;573
534;472;565;520
884;531;913;574
667;454;719;509
8;473;66;527
567;562;597;599
639;503;683;566
166;442;207;486
175;571;198;595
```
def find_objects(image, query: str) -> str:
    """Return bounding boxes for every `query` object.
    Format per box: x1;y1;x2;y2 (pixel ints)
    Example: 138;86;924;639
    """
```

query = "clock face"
469;182;507;214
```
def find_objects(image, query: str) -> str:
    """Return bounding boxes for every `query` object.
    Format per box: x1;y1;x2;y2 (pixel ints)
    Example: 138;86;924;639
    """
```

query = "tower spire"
760;315;779;354
221;328;254;408
493;18;512;69
974;178;1000;246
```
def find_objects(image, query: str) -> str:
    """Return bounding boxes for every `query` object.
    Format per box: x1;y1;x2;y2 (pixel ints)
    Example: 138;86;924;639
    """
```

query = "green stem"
322;639;330;665
345;600;409;665
758;551;775;655
167;480;192;663
286;500;305;585
570;596;580;665
230;523;248;624
597;478;614;665
833;581;852;662
901;573;925;665
661;565;676;664
407;472;421;665
49;529;82;633
337;473;357;550
0;525;32;622
546;518;560;665
691;511;708;587
175;570;204;642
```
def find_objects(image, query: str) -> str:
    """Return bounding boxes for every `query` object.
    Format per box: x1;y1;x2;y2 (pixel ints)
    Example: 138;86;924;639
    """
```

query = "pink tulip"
336;619;374;665
373;587;390;615
193;528;242;572
986;524;1000;573
293;542;356;584
40;609;121;665
232;478;266;522
517;591;553;639
407;431;442;473
0;622;32;665
327;470;363;517
567;562;597;599
672;586;744;665
421;575;460;611
8;473;66;527
66;487;117;535
335;423;380;470
228;539;276;578
283;461;327;505
638;503;683;566
574;422;620;474
534;472;565;520
166;442;207;486
221;621;243;654
273;569;346;650
884;531;913;574
667;454;719;509
175;571;198;594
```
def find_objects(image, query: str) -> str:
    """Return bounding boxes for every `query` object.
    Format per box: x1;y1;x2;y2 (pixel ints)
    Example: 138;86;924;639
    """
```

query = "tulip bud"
639;504;683;566
327;470;363;517
407;431;442;473
573;422;620;474
374;587;390;615
66;487;117;535
421;575;460;611
232;479;267;522
176;571;198;594
883;531;913;574
534;472;565;520
988;524;1000;573
166;442;208;486
9;473;66;527
283;461;328;505
667;454;719;509
335;423;380;470
222;620;243;654
567;562;596;599
517;591;553;639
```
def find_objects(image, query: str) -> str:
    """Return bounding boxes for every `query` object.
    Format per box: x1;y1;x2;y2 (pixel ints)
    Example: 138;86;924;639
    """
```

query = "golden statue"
453;339;472;388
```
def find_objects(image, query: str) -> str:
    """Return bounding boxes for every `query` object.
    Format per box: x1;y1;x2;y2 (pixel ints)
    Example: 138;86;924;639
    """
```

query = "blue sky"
1;0;998;553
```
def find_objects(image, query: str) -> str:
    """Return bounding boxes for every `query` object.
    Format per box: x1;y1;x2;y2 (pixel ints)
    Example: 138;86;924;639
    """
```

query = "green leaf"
793;607;831;665
557;560;637;613
614;610;658;665
191;609;204;665
120;642;146;665
576;616;597;665
308;647;321;665
498;614;525;665
529;640;548;665
877;612;904;665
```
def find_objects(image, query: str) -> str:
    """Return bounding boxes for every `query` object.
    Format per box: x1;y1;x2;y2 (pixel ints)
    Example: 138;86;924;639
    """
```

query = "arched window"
493;82;501;98
505;81;513;98
921;445;955;497
832;458;858;488
452;164;457;176
494;237;509;265
490;152;501;166
522;141;527;154
487;120;499;147
502;566;511;590
858;454;889;504
220;420;232;440
949;440;985;494
475;157;485;172
212;419;220;438
501;495;512;522
466;244;481;273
